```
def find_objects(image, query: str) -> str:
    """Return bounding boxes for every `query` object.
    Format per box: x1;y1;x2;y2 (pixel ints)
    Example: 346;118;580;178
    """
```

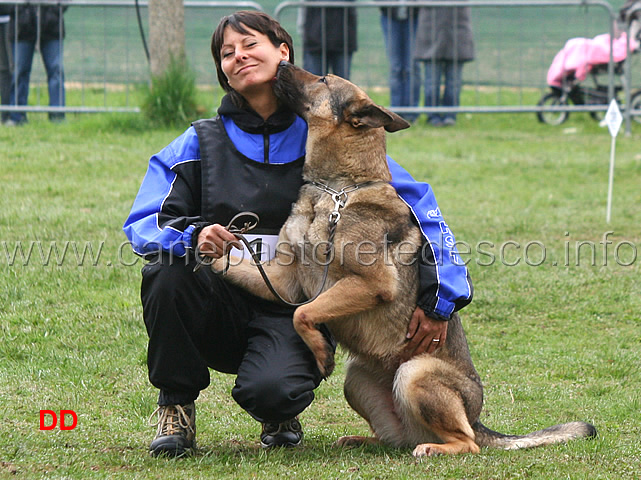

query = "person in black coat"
301;0;357;79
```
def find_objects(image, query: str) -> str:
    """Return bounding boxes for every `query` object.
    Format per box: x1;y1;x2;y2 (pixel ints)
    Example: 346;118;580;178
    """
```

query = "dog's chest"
282;203;335;265
283;190;333;246
282;187;408;265
281;212;311;246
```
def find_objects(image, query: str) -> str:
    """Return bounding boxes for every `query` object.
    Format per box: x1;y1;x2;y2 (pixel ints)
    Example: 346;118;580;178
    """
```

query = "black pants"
140;254;332;424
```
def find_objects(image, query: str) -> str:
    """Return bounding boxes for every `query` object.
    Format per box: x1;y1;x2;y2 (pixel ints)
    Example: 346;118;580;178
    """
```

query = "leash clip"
329;192;346;223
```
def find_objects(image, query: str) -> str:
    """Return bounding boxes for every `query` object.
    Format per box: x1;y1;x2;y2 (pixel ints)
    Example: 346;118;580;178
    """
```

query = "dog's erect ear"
348;103;411;132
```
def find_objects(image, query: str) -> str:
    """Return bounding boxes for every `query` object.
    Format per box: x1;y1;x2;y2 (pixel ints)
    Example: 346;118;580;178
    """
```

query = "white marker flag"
605;99;622;223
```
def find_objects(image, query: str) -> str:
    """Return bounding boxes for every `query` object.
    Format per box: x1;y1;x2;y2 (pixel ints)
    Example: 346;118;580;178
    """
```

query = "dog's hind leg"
336;357;406;448
394;356;483;456
294;273;397;377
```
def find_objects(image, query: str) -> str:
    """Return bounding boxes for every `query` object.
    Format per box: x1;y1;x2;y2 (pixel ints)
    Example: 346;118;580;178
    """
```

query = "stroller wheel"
630;91;641;125
537;92;570;125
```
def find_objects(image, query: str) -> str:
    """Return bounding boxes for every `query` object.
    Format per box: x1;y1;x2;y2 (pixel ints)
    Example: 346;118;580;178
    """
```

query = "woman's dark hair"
211;10;295;99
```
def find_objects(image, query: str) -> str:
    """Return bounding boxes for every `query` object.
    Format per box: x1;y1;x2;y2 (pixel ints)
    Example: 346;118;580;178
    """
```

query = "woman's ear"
280;43;290;62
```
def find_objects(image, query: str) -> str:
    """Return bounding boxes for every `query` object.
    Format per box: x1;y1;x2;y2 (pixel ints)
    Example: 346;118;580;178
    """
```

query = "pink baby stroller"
537;1;641;125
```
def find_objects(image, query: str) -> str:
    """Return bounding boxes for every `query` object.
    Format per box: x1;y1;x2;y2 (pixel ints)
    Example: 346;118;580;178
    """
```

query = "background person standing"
414;1;474;126
301;0;357;79
0;5;11;124
8;4;67;125
380;3;421;122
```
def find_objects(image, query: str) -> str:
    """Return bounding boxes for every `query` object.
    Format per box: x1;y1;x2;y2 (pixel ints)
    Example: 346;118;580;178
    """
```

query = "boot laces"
149;404;194;438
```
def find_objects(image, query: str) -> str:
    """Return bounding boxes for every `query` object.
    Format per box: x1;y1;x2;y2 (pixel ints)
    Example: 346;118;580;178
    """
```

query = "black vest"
192;117;305;236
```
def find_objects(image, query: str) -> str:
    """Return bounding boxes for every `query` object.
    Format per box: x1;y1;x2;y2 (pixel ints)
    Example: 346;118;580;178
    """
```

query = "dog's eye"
319;76;327;84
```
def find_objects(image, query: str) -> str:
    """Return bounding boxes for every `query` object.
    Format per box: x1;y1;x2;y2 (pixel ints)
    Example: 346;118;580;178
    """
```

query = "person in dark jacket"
123;10;472;458
414;1;475;126
8;4;66;124
301;0;357;79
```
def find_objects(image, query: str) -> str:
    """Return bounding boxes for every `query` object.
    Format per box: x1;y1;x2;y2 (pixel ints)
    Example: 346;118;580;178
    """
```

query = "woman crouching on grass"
123;10;472;457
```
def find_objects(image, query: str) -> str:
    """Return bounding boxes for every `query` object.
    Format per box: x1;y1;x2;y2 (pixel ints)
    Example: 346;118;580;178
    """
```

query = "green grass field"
1;103;640;479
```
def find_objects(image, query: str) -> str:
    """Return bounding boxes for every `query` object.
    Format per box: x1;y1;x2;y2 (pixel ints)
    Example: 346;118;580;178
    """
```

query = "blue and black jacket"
123;95;472;320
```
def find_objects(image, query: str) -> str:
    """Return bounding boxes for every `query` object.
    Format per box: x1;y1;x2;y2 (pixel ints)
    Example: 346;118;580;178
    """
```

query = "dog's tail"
473;421;597;450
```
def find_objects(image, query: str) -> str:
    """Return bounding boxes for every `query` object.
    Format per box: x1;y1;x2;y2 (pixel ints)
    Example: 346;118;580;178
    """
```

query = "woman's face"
220;25;290;99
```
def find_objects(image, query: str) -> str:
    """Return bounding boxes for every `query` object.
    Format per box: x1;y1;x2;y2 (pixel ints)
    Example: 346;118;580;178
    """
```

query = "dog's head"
273;62;410;133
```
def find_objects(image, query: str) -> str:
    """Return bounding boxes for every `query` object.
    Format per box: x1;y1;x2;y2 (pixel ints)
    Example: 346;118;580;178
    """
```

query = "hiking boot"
148;403;196;457
260;417;304;449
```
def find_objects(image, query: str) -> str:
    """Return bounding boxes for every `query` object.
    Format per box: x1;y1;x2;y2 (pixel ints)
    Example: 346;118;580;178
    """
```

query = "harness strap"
310;180;379;224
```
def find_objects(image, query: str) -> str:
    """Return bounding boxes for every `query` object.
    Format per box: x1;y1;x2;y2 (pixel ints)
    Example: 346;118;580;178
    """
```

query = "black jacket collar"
217;94;297;135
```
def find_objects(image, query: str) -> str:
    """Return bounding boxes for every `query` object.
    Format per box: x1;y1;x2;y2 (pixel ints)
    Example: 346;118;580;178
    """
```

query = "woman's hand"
197;224;242;259
400;307;448;362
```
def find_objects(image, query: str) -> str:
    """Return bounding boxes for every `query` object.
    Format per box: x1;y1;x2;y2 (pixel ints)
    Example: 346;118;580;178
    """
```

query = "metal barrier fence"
0;0;638;129
276;1;638;123
0;0;263;115
622;1;641;132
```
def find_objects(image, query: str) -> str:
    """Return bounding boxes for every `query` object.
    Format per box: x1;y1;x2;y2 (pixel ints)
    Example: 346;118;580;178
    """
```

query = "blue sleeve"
388;156;473;319
123;127;205;258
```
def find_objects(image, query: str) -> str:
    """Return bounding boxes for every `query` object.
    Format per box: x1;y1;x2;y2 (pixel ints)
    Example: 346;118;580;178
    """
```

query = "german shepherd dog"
212;62;596;456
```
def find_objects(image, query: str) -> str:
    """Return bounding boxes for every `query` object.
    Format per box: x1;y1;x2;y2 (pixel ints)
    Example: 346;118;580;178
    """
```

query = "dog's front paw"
294;310;335;377
319;347;335;378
